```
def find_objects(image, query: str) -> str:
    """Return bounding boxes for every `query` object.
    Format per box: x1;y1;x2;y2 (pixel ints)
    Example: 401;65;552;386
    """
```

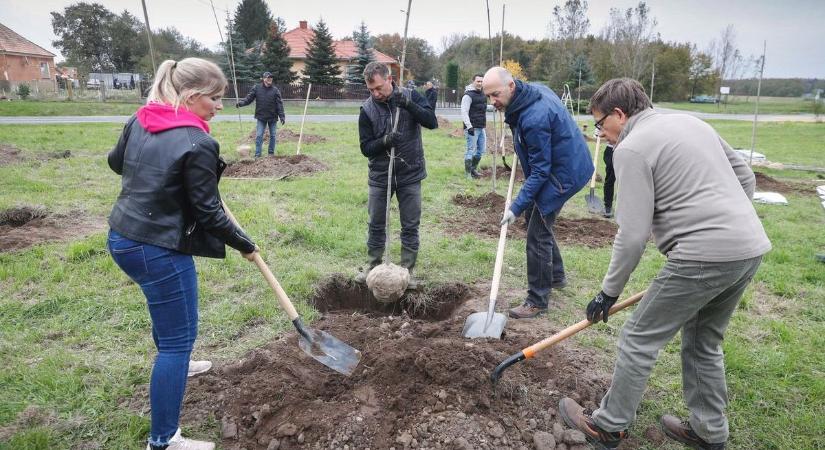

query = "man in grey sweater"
558;79;771;450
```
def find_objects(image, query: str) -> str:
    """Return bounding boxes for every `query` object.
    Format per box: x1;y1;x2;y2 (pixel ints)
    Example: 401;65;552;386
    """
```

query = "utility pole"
749;40;766;167
140;0;157;74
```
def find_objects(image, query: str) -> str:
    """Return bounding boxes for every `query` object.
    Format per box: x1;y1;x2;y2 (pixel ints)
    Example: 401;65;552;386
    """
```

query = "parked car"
689;95;719;104
86;79;101;90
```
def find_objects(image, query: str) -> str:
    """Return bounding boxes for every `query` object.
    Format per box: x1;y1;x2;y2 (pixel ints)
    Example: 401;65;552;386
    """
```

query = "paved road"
0;107;817;125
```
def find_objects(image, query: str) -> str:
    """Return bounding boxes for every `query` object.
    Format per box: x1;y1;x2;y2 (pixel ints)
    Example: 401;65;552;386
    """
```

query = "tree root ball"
366;263;409;303
237;144;251;158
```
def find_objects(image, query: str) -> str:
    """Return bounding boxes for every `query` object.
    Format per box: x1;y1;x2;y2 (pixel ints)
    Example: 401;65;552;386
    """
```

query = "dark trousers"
367;181;421;252
603;145;615;209
525;205;565;308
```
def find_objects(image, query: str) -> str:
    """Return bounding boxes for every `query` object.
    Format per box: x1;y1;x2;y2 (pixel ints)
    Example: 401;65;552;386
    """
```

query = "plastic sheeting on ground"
734;149;766;162
753;192;788;205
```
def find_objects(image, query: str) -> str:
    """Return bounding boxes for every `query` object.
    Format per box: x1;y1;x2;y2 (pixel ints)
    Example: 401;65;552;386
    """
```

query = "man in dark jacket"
424;81;438;111
355;62;438;289
483;66;593;319
236;71;285;157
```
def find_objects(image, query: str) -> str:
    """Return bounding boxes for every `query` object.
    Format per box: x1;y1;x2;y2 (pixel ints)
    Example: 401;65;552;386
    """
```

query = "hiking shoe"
552;277;568;289
187;360;212;378
603;207;613;218
508;303;547;319
661;415;726;450
147;428;215;450
559;398;627;449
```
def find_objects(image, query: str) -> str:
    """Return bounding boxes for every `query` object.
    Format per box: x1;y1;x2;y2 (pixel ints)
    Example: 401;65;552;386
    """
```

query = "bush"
16;84;30;100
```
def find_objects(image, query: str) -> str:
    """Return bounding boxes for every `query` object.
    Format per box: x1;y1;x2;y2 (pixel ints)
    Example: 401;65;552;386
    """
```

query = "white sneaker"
146;428;215;450
187;360;212;378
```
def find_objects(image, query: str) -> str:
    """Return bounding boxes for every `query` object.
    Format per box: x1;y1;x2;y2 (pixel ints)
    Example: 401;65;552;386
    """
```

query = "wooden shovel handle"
589;134;601;189
522;290;646;358
221;201;300;321
488;154;519;306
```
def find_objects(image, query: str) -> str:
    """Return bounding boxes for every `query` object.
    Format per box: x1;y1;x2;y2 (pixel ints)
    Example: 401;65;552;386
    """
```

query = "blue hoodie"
504;80;593;216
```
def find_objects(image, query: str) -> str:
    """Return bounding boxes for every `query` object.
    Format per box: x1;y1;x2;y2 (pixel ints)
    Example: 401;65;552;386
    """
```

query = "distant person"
107;58;259;450
482;66;592;319
424;81;438;111
354;62;438;289
558;78;771;450
130;75;136;90
236;71;285;157
406;79;416;90
461;73;490;179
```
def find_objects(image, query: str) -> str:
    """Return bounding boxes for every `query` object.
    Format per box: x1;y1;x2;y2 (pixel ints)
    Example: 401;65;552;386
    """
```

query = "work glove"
391;89;410;108
241;244;260;262
381;131;402;149
235;102;241;108
280;117;285;125
467;128;475;136
586;291;619;323
500;209;516;226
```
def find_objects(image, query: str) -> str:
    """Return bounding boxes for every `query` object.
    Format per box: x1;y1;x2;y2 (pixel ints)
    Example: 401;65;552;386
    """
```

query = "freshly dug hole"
0;205;48;227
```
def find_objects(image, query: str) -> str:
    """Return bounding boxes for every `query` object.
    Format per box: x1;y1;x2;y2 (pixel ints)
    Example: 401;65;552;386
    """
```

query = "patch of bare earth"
0;144;72;167
446;192;617;247
223;155;327;179
174;276;650;450
754;172;817;196
240;128;326;146
0;205;104;253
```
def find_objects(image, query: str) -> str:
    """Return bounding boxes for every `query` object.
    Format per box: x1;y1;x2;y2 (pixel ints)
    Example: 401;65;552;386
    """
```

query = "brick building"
0;22;57;94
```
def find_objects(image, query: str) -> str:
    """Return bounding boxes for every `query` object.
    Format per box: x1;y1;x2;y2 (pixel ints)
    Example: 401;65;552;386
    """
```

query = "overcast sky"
1;0;823;78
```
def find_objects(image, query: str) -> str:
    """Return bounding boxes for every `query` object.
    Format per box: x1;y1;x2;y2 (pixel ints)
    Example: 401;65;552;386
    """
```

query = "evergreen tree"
346;21;374;85
262;18;296;84
567;54;594;87
220;22;256;84
304;19;342;86
233;0;272;46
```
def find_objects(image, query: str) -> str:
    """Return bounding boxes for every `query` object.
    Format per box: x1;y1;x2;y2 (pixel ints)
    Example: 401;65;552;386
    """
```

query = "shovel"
585;134;605;214
462;154;519;339
222;201;362;376
490;290;646;385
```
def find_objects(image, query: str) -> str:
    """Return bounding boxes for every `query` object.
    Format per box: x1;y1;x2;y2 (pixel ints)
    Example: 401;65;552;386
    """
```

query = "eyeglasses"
594;112;613;131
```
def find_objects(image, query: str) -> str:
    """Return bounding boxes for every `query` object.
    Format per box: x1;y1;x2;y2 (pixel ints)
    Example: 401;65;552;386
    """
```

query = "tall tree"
304;19;342;86
51;2;116;73
602;1;659;80
347;21;374;85
689;45;716;97
220;22;256;84
109;10;146;72
261;18;296;84
233;0;272;46
373;34;437;82
567;54;594;87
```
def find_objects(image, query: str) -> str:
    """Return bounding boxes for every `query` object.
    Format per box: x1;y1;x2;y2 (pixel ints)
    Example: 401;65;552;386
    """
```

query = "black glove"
586;291;619;323
280;117;285;125
381;131;402;149
391;89;410;108
467;128;475;136
235;102;241;108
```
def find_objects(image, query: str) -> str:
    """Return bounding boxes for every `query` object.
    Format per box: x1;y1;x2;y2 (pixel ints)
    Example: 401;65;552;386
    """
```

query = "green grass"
658;95;819;115
0;118;823;449
0;100;360;117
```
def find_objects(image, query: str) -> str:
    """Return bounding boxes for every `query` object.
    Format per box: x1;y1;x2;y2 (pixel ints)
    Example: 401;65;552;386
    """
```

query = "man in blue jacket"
483;66;593;319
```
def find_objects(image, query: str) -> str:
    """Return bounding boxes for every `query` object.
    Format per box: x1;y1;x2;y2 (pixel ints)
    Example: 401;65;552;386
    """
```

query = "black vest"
466;89;487;129
362;87;426;187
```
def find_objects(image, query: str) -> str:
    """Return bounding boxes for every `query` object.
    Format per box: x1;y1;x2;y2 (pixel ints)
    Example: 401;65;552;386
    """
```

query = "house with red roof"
0;22;57;93
284;21;406;82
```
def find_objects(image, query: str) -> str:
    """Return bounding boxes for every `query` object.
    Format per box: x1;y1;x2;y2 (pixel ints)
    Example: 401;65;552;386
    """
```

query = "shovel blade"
462;311;507;339
297;327;362;376
585;190;604;214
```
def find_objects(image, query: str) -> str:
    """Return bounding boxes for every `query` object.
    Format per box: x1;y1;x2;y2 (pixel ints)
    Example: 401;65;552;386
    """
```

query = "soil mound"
0;206;104;253
223;155;327;179
179;277;650;449
0;144;24;166
754;172;814;195
240;128;326;146
447;193;618;247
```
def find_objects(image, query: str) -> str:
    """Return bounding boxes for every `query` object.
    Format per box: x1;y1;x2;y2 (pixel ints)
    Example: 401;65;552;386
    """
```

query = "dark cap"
262;71;273;78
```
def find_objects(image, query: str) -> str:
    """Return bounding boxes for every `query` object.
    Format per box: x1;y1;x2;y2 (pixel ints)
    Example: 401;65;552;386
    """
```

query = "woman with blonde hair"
107;58;258;450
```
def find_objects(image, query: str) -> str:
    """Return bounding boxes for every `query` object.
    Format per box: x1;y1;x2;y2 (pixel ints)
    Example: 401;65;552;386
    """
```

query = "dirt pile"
179;276;648;449
0;144;24;166
754;172;814;195
240;128;326;146
446;193;617;247
0;206;103;253
223;155;327;179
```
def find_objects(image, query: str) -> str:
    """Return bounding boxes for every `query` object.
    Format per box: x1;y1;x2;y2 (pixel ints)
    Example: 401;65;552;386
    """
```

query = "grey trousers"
367;181;421;252
525;205;565;308
592;255;763;444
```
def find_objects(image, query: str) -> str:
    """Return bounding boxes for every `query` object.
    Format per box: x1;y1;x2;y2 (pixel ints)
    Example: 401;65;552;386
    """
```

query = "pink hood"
136;103;210;134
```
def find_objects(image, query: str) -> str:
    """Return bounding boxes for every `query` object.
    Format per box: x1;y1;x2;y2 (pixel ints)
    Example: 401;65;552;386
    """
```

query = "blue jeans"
255;119;277;156
525;205;565;308
107;229;198;446
464;128;486;160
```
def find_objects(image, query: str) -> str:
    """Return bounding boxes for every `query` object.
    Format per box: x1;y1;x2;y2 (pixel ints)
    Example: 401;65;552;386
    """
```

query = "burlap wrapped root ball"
366;263;410;303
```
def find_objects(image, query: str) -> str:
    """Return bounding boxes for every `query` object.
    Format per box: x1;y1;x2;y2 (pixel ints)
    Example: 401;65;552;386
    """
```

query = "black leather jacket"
107;116;256;258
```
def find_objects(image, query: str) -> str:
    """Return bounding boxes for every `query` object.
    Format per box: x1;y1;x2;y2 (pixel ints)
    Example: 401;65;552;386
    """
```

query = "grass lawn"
0;118;823;449
657;95;819;115
0;100;361;117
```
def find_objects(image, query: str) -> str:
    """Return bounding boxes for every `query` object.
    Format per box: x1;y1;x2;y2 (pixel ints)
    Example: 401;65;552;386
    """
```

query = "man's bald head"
482;66;517;111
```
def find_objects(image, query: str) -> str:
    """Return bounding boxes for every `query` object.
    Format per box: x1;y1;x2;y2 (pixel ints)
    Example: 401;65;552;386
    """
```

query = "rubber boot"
464;159;474;179
400;246;419;290
354;247;384;284
470;155;482;178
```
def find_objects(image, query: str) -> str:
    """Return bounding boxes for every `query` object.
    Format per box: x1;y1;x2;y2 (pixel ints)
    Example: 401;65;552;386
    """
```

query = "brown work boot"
559;398;627;450
508;302;547;319
661;415;726;450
